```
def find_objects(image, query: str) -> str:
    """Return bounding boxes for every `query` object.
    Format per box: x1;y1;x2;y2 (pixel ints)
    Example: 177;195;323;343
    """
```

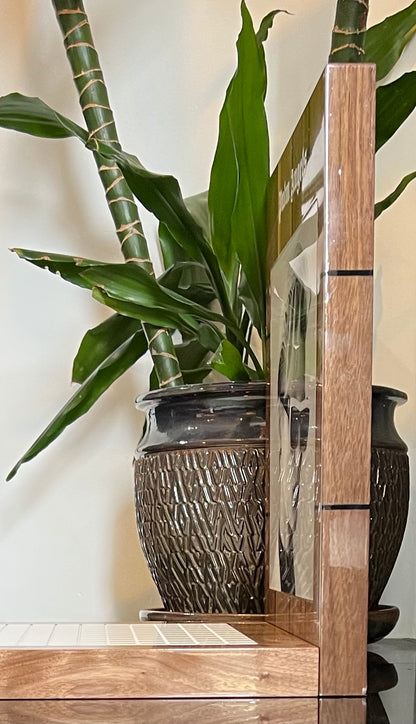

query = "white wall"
0;1;414;631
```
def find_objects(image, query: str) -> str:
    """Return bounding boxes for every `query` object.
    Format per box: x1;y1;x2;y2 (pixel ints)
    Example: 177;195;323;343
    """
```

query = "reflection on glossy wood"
0;698;319;724
319;696;367;724
0;623;318;700
320;509;369;695
321;276;373;505
326;64;375;271
266;63;375;696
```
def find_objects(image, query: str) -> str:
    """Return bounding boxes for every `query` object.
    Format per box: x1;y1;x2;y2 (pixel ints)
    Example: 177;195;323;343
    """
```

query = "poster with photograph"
269;202;320;600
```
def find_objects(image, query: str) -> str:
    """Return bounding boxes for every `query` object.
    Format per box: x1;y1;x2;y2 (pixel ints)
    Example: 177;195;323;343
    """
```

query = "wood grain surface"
319;695;367;724
0;697;319;724
325;64;376;271
319;508;369;695
0;623;318;700
266;64;375;697
321;275;373;505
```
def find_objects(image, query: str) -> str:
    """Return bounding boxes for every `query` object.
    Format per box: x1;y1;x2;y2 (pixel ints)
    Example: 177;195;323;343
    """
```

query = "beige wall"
0;1;414;632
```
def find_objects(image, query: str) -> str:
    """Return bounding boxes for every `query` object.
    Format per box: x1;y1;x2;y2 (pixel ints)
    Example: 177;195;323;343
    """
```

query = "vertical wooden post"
266;63;375;696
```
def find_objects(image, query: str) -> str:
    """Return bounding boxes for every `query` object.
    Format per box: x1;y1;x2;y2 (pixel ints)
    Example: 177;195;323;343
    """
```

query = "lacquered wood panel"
266;64;375;697
0;698;319;724
319;508;369;696
321;275;373;505
0;623;318;700
325;64;376;271
319;696;366;724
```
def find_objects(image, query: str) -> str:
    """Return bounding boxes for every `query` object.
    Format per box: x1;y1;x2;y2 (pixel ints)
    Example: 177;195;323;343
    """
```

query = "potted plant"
0;0;414;614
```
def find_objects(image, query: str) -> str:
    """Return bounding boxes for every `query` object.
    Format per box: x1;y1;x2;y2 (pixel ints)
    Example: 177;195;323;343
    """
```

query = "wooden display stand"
0;64;375;705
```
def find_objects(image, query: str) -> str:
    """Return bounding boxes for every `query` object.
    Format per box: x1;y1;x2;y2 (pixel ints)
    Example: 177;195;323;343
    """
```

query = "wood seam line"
320;504;370;510
322;269;373;277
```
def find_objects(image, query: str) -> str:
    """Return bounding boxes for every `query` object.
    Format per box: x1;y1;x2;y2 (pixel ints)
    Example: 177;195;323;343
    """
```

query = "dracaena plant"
1;0;416;480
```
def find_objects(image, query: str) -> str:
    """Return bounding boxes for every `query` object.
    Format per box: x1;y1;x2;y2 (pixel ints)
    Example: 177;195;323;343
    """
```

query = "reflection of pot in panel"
277;277;310;595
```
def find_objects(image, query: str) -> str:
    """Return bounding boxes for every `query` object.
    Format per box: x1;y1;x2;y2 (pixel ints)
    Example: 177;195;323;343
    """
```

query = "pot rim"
135;380;268;409
372;385;408;405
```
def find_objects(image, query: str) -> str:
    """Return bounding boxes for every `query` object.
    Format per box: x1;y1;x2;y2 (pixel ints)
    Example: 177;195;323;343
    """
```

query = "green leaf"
81;263;229;328
196;324;223;352
376;72;416;151
375;171;416;219
91;287;198;333
256;9;290;43
72;314;142;383
11;248;106;290
184;191;210;241
0;93;87;140
92;142;231;319
174;337;210;370
91;144;208;264
210;339;251;381
158;222;190;270
158;262;216;305
182;367;211;384
208;2;279;331
7;330;147;481
365;1;416;81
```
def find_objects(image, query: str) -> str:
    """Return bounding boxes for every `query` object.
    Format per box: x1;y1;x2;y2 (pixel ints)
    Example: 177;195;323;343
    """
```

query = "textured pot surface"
134;382;267;614
369;386;409;610
134;383;409;617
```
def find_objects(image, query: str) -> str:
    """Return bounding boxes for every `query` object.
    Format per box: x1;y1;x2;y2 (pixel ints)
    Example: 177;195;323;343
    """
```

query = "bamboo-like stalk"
329;0;369;62
52;0;183;387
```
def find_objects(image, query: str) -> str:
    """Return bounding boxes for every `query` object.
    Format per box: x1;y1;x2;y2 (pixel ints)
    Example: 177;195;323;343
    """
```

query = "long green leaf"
208;2;279;333
91;288;198;333
376;72;416;151
159;222;190;269
158;262;216;305
365;1;416;81
90;145;208;264
158;192;209;269
375;171;416;219
72;314;142;383
210;339;254;381
7;330;147;481
91;141;234;322
0;93;87;140
81;263;229;327
12;248;106;289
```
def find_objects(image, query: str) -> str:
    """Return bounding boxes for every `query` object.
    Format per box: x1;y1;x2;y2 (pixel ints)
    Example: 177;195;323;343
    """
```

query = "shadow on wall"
111;501;162;620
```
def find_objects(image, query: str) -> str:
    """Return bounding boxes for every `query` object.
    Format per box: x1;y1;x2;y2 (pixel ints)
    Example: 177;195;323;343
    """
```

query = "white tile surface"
0;623;257;648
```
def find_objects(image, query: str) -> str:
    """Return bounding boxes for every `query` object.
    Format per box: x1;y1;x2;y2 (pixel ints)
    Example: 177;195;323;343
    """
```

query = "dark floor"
367;638;416;723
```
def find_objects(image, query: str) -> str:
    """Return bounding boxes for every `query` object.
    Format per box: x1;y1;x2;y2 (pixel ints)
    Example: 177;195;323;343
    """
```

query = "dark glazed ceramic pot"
134;382;266;614
369;386;409;611
134;382;409;618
